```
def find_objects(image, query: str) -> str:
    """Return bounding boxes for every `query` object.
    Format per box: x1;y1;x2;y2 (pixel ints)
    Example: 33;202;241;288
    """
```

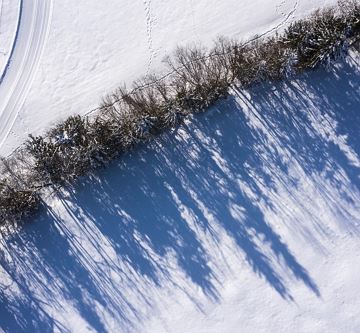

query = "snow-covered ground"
0;0;20;80
0;0;52;149
1;1;359;332
0;0;337;155
1;55;359;332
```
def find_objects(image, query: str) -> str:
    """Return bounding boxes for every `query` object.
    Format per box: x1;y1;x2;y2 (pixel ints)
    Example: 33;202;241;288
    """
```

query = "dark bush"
26;116;94;184
283;3;359;70
0;180;40;227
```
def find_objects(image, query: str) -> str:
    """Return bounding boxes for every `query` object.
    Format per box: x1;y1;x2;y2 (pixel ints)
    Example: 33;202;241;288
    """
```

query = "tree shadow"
0;206;129;333
1;58;359;332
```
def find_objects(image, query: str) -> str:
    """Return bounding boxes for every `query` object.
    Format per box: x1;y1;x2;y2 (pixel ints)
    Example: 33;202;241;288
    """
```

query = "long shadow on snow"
0;207;121;333
1;60;359;331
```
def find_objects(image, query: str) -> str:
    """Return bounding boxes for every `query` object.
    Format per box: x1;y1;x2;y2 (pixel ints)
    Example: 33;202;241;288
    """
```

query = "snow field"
0;0;337;155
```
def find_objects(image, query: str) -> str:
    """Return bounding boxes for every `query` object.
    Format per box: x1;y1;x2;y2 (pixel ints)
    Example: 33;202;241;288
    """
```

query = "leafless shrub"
0;155;40;228
0;181;40;227
165;44;231;112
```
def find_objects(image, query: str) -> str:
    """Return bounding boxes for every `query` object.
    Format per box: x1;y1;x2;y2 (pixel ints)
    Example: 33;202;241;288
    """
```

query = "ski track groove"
0;0;23;82
0;0;53;151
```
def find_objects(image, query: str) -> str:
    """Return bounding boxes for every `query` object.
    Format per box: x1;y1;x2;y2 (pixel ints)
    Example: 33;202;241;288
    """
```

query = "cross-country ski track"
0;0;22;80
0;0;53;150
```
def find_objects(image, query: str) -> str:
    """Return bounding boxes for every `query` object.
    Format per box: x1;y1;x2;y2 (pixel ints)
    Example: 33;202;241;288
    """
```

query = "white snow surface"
0;0;20;78
1;1;360;333
0;0;337;155
0;0;53;149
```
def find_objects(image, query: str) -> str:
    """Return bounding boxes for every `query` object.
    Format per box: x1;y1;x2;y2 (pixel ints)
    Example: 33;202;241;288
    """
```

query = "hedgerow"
0;1;359;230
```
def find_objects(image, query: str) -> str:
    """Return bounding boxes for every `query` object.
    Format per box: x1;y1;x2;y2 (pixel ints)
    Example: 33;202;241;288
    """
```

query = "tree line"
1;0;359;230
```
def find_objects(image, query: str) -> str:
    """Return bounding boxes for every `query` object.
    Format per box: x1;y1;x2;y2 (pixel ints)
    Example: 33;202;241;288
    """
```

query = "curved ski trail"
0;0;53;151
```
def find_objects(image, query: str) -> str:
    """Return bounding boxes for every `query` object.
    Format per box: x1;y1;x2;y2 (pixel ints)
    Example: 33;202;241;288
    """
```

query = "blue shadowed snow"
0;58;359;332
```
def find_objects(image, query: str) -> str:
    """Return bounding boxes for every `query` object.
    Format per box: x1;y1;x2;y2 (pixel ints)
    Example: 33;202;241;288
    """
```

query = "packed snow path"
0;0;52;150
0;0;22;81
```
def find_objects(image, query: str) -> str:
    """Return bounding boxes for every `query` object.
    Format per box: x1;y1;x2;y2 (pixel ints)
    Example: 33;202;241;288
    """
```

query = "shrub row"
1;1;359;229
